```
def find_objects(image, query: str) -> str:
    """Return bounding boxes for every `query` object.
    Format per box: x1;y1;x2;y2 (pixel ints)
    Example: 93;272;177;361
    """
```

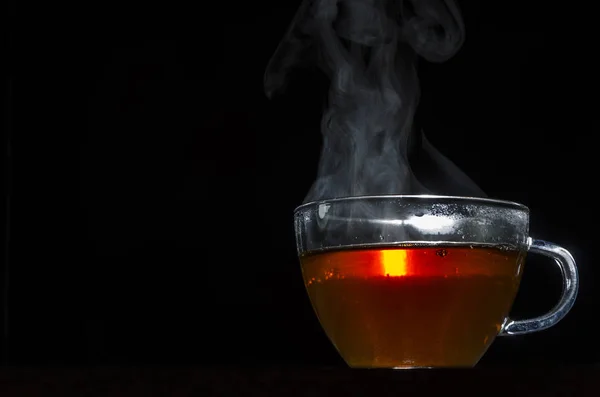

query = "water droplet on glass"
318;203;330;219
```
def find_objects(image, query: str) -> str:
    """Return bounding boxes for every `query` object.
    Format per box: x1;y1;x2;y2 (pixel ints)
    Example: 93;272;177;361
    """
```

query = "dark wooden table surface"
0;368;597;396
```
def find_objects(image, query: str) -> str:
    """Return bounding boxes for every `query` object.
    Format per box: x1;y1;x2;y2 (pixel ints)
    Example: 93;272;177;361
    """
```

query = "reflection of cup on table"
295;195;578;368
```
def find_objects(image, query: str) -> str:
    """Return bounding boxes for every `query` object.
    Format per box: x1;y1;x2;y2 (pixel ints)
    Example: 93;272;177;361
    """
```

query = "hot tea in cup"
294;196;578;368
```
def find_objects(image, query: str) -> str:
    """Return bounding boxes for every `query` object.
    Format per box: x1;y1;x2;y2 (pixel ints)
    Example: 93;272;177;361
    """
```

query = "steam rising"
265;0;486;203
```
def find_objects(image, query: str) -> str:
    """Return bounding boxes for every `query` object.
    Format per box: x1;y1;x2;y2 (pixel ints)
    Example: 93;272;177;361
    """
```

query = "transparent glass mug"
294;195;578;368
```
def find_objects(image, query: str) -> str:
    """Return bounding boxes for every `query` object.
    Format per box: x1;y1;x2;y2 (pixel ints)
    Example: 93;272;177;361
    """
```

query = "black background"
4;0;597;367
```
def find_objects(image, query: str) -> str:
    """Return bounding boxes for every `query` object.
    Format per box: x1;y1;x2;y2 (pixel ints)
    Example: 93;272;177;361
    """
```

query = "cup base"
351;366;446;370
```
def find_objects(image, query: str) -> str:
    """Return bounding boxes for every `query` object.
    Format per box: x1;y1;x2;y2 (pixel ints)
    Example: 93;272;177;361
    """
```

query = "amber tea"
300;245;526;368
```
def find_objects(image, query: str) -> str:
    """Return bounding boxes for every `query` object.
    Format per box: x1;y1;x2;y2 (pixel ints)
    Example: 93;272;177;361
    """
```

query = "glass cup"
294;195;578;368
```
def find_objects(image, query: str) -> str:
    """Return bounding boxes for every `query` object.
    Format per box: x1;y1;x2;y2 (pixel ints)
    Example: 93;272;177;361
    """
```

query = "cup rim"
294;194;530;213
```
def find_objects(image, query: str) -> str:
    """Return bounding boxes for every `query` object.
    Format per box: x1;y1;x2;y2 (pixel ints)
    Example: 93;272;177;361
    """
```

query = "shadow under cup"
294;196;579;369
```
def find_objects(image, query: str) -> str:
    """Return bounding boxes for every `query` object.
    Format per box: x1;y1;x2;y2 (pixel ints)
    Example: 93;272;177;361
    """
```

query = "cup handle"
499;237;579;336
